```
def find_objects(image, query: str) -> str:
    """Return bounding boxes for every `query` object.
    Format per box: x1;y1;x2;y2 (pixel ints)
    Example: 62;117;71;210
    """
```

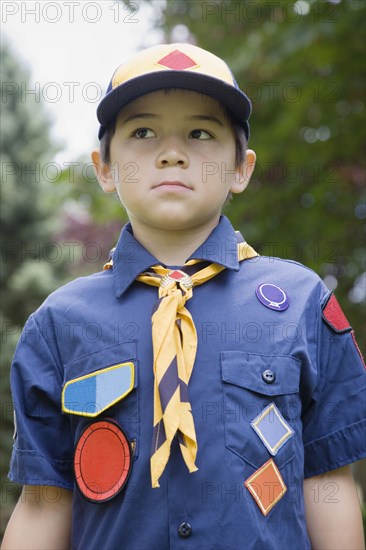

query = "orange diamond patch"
157;50;198;70
244;459;287;516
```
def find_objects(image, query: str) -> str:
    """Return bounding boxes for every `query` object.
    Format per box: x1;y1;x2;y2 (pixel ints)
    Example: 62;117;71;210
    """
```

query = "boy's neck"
130;218;220;266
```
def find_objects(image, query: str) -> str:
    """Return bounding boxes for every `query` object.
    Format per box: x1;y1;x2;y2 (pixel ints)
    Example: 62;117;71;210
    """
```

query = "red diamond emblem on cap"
157;50;197;70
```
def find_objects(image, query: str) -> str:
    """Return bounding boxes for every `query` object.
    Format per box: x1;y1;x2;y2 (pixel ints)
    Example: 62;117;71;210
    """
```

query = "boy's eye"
132;128;156;139
190;129;213;140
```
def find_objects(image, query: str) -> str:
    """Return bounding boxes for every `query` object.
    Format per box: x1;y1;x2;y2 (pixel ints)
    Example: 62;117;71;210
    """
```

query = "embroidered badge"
244;459;287;516
251;403;294;456
156;50;199;71
322;293;351;333
62;362;134;417
256;283;290;311
74;419;132;502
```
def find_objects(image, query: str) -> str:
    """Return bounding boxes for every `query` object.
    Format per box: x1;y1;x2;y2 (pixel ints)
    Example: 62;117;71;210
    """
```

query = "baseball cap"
97;43;251;141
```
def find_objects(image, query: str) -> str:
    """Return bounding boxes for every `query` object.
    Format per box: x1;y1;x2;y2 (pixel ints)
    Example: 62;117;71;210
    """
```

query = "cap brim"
97;71;251;140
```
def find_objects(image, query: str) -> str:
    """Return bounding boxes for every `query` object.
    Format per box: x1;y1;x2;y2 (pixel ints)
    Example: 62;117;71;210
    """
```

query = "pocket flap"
62;362;134;417
221;351;300;396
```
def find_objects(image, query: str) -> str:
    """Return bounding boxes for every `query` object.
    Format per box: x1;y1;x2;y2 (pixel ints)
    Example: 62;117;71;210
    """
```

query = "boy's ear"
230;149;256;194
91;149;116;193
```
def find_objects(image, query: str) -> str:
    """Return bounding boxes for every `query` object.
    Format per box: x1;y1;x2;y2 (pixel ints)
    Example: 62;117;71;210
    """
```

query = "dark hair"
226;109;247;168
99;100;247;168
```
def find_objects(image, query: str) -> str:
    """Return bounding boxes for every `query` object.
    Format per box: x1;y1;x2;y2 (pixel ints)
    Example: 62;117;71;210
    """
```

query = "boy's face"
93;89;255;235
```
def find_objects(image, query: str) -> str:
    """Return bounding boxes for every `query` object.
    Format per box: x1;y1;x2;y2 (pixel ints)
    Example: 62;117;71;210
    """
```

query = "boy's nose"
156;146;188;168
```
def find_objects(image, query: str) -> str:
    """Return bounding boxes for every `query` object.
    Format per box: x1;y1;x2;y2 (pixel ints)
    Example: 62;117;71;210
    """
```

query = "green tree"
0;40;68;532
159;0;365;347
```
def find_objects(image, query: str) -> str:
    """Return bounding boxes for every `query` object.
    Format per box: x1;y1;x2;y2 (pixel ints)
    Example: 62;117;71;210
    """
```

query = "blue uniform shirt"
9;216;366;549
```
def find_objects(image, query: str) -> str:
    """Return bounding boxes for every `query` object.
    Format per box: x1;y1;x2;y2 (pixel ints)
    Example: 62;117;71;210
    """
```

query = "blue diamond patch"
251;403;294;455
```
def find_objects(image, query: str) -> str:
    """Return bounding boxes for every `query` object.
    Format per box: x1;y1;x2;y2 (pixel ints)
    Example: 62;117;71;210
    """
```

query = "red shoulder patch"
322;294;351;333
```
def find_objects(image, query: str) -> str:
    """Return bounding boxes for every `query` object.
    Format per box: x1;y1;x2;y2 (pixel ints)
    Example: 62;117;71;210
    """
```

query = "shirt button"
262;369;275;384
178;522;192;538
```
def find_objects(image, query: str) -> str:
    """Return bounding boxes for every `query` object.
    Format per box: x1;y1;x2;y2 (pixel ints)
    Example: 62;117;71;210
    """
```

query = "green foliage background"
1;0;365;537
158;0;365;340
1;42;68;532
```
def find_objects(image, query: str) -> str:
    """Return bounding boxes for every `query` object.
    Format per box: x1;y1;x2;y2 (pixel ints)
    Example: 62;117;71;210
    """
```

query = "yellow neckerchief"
104;240;258;488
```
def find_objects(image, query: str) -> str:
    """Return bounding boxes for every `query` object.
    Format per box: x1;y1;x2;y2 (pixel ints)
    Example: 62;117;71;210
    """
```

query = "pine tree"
0;41;67;530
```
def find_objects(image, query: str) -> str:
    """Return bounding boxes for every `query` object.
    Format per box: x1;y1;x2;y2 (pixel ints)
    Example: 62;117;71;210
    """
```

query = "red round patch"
74;419;132;502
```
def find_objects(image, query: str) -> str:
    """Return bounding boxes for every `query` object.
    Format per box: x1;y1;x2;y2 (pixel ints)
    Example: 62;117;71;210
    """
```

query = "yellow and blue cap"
97;43;251;140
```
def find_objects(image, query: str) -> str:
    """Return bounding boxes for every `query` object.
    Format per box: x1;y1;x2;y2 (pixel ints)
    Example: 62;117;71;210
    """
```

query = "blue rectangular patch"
62;362;134;417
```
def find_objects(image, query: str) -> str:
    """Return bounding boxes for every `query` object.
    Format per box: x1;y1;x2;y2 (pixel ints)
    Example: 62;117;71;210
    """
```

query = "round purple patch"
256;283;290;311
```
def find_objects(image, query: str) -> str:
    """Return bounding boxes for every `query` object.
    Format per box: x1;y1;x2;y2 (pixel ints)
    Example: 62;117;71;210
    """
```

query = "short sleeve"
302;293;366;478
8;314;74;489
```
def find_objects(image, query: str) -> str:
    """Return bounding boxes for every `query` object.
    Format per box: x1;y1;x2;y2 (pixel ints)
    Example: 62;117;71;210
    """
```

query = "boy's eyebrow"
122;113;159;124
122;113;224;127
186;115;224;127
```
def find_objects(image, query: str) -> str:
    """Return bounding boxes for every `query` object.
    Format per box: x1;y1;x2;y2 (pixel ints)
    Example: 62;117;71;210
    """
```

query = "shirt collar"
112;216;242;298
188;215;242;269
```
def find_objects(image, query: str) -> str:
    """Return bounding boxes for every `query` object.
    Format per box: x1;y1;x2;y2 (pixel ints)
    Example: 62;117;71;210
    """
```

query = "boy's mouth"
153;181;191;190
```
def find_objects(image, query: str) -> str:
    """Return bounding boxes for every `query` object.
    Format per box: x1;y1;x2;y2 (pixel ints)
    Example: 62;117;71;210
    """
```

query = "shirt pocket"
221;351;300;469
63;341;139;458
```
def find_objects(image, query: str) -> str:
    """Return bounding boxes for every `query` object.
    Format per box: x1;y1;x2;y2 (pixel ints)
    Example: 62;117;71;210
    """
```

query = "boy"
2;43;365;549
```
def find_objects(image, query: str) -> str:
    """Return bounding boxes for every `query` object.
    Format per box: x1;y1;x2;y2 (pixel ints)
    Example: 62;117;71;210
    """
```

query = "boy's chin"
130;215;214;233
